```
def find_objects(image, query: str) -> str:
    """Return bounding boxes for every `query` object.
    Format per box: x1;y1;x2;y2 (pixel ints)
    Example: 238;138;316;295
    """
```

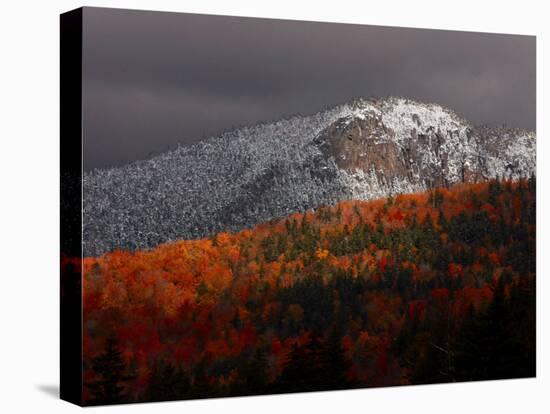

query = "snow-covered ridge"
82;97;535;256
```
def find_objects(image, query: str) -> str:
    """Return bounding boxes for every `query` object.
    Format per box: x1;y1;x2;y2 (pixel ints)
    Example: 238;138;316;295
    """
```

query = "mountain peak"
82;97;535;256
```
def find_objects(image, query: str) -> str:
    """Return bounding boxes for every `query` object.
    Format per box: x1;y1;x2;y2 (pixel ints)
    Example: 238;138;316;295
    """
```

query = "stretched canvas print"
60;6;536;406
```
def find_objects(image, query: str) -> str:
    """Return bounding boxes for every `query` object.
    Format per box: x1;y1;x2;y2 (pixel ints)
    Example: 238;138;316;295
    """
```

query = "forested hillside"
75;177;535;404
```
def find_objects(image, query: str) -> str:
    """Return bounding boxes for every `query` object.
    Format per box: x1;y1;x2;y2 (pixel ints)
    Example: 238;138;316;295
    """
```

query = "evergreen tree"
143;362;191;401
454;277;520;381
316;327;352;390
437;209;448;231
190;358;219;398
232;308;243;331
85;335;134;405
232;347;270;395
488;178;503;205
276;342;318;393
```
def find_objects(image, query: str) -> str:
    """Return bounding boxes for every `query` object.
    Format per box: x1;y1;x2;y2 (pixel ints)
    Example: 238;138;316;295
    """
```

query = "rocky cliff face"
316;101;481;189
83;97;536;256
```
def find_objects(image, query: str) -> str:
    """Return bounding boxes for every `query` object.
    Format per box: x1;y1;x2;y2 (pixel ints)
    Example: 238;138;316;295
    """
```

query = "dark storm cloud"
82;7;535;170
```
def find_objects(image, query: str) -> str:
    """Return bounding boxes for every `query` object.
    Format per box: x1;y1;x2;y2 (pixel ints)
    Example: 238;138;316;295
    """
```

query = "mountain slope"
83;97;535;256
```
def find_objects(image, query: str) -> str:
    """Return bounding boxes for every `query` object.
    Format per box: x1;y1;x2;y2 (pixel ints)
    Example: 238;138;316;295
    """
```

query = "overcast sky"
82;7;535;171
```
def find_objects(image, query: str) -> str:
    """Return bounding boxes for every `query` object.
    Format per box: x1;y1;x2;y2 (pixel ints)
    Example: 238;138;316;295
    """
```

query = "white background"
0;0;548;412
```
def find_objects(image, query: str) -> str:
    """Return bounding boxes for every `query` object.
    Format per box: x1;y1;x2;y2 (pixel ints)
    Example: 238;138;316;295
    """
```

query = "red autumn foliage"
80;179;535;402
